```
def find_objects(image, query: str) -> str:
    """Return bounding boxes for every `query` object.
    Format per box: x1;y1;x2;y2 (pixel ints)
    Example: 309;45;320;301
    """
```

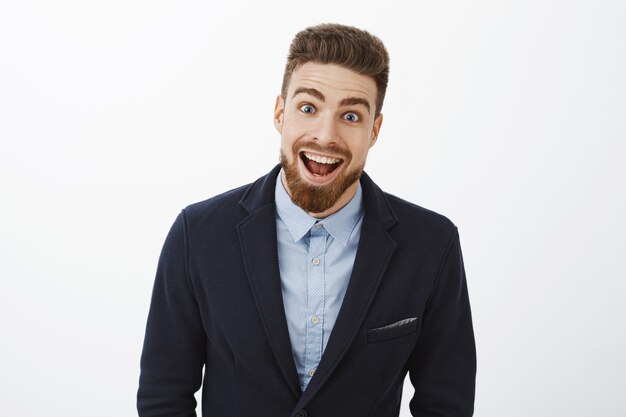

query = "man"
138;23;476;417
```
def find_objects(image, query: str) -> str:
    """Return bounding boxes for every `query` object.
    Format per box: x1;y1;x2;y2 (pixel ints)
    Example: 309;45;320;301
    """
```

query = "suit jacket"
137;165;476;417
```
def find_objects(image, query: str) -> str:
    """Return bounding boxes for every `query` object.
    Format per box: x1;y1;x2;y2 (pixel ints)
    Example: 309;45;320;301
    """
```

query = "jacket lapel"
293;172;399;409
236;166;302;399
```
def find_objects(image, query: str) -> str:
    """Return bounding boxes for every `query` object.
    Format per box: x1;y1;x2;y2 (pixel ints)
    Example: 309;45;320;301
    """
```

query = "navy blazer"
138;165;476;417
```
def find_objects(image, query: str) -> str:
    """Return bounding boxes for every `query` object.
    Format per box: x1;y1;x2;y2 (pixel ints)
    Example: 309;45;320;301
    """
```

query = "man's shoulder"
360;172;457;239
181;182;253;226
179;165;279;227
381;191;458;238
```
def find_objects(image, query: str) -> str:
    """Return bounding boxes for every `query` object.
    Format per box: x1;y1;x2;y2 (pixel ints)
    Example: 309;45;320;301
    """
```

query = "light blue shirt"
274;171;364;392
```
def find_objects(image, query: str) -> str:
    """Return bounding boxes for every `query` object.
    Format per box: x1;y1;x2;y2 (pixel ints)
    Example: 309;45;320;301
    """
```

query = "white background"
1;1;625;416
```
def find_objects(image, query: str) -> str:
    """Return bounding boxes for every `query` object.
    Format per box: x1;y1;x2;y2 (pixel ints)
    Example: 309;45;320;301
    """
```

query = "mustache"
292;140;352;160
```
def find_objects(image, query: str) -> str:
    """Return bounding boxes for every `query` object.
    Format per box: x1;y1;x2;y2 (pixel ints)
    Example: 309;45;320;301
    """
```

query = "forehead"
287;62;377;105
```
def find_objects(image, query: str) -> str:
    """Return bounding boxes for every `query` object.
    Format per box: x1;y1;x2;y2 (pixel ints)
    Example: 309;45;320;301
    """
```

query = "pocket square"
370;317;417;331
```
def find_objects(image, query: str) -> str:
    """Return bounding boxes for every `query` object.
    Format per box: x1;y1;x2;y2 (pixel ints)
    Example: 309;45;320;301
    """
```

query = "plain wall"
1;1;625;415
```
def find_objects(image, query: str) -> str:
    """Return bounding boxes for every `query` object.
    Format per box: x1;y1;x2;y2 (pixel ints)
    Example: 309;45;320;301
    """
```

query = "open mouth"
300;151;344;177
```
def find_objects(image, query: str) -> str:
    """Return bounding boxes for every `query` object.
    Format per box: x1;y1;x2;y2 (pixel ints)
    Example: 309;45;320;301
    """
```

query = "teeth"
304;152;341;164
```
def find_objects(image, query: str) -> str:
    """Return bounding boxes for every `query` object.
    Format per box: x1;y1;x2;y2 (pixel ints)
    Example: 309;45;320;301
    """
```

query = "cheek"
280;131;300;159
280;122;307;148
279;137;291;156
345;132;374;159
353;148;370;166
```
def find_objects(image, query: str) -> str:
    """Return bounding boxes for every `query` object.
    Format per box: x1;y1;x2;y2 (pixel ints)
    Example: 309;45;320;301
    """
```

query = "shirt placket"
304;222;327;387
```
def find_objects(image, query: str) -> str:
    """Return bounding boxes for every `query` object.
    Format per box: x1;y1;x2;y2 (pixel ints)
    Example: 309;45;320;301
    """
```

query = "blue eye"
343;112;360;122
299;104;315;113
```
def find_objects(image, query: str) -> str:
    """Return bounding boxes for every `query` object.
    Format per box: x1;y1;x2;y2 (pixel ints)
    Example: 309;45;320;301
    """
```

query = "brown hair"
280;23;390;116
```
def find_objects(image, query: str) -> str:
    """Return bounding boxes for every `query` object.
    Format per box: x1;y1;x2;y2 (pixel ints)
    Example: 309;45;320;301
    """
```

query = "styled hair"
280;23;390;116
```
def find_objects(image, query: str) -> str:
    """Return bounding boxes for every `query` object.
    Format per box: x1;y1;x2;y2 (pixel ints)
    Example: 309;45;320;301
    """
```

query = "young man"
138;23;476;417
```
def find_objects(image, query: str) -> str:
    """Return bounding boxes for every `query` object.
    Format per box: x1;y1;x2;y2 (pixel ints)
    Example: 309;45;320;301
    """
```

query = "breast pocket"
367;317;419;343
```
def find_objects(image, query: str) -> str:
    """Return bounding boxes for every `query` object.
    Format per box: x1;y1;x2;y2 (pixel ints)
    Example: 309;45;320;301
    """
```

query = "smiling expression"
274;62;383;217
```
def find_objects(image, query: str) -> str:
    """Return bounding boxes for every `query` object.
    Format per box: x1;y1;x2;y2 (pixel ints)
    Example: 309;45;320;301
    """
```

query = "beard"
280;140;364;214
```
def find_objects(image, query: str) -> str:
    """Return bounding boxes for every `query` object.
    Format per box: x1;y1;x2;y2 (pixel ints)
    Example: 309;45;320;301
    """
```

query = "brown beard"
280;141;363;214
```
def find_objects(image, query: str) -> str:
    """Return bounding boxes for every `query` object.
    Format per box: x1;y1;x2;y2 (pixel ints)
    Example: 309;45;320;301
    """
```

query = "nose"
312;113;339;146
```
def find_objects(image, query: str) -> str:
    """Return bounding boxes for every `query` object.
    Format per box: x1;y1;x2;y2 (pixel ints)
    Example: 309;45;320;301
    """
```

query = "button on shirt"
275;172;364;392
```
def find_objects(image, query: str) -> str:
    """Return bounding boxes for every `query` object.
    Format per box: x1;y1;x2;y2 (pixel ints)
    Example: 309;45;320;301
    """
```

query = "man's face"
274;62;383;216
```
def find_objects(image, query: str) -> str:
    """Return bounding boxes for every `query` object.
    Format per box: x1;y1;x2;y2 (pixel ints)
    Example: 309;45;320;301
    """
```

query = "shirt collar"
275;170;364;246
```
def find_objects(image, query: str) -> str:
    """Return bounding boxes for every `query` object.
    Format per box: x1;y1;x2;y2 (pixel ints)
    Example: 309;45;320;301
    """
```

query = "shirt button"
315;223;323;228
308;368;316;377
311;316;319;324
312;258;320;265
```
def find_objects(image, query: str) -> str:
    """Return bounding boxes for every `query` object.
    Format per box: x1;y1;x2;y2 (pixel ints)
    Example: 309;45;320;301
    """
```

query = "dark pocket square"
367;317;419;343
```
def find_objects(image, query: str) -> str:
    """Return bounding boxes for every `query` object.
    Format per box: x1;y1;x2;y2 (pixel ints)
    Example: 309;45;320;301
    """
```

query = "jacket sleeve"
137;210;206;417
408;227;476;416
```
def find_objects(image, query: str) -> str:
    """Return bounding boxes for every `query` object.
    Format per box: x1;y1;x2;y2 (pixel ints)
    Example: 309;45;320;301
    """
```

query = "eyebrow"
292;87;371;114
293;87;325;102
339;97;370;113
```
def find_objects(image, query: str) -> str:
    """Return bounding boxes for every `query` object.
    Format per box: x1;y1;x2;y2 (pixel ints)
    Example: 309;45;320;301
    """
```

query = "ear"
274;95;285;134
370;113;383;148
